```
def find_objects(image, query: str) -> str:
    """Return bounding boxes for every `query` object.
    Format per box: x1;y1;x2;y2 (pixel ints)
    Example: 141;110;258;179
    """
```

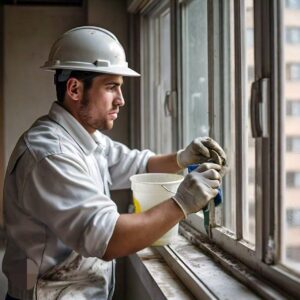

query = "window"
284;5;300;274
181;0;209;145
134;0;300;298
286;27;300;44
286;172;300;187
286;63;300;80
286;209;300;266
286;136;300;152
286;209;300;227
286;100;300;116
246;28;254;48
140;0;173;154
286;0;300;9
247;65;254;82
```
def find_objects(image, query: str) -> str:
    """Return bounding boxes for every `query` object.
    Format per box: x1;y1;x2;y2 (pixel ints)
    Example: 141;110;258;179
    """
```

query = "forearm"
102;198;184;260
147;153;181;173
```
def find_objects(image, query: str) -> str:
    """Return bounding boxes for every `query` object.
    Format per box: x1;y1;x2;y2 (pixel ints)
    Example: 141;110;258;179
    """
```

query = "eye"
106;84;117;91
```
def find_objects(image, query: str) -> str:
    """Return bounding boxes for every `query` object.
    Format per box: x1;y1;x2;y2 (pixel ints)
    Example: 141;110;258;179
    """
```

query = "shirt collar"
48;102;98;155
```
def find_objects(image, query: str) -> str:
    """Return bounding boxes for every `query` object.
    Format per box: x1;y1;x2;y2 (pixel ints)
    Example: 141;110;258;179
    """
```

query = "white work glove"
172;163;221;218
176;137;227;171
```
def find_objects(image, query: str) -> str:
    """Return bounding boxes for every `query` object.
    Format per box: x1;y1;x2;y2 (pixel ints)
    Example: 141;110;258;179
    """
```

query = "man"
2;26;226;299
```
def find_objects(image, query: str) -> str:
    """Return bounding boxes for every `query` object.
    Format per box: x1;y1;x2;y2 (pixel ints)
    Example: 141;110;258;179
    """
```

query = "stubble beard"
78;90;112;131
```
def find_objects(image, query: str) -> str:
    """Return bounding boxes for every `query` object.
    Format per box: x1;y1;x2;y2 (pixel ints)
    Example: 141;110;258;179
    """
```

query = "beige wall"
0;5;4;227
1;5;85;226
4;6;85;166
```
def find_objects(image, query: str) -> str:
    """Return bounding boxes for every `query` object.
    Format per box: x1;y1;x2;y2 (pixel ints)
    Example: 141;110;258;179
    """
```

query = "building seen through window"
286;0;300;9
286;27;300;44
284;2;300;269
286;100;300;116
286;63;300;80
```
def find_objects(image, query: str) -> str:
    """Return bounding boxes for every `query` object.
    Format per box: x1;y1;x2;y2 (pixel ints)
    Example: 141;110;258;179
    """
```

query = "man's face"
78;74;124;133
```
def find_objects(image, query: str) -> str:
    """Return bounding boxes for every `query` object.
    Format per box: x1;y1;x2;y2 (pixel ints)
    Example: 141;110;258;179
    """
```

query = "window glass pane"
286;136;300;152
217;1;236;232
159;11;172;153
286;100;300;116
286;27;300;44
142;6;172;153
287;63;300;80
287;209;300;227
243;0;255;244
283;5;300;272
286;172;300;187
246;28;254;47
285;0;300;9
182;0;208;145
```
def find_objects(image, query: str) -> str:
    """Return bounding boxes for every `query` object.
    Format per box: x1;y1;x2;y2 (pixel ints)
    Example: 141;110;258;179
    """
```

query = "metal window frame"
184;0;250;245
139;0;170;152
138;0;179;153
128;0;300;297
178;0;210;230
184;0;300;296
180;0;300;296
3;0;83;5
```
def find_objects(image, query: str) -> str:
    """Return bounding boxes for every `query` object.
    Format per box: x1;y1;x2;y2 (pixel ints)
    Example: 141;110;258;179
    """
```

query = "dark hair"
54;70;99;103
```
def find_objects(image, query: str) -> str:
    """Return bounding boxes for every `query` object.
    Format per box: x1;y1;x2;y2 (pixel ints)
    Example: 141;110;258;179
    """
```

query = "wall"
0;4;86;296
3;6;85;167
0;4;85;227
0;4;4;227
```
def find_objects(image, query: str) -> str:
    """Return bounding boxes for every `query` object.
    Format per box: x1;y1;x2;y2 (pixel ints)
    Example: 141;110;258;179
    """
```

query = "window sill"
127;247;194;300
126;224;290;300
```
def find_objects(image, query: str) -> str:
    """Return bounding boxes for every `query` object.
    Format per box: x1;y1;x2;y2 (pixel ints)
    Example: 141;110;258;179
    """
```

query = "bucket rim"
129;173;184;185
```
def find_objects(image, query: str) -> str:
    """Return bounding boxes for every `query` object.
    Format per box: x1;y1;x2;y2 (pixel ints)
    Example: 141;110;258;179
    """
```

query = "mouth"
109;110;119;120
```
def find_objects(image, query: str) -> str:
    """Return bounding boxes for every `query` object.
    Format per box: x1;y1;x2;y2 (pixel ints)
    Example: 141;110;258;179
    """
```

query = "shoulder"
24;116;81;162
94;131;131;157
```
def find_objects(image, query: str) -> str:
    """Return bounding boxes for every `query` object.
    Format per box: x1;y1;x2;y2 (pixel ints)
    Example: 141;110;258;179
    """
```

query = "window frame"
128;0;300;298
181;0;300;295
137;0;180;153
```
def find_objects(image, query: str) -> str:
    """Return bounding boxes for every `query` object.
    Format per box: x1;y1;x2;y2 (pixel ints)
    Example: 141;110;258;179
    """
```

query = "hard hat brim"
41;64;140;77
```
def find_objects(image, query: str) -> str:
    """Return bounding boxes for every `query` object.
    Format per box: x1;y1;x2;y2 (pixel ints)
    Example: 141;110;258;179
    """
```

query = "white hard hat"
41;26;140;77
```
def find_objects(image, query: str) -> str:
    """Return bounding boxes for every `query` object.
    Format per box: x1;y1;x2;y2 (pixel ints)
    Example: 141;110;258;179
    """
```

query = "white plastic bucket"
130;173;184;246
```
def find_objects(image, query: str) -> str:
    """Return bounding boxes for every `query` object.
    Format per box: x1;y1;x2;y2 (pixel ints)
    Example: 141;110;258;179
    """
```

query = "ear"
66;78;83;101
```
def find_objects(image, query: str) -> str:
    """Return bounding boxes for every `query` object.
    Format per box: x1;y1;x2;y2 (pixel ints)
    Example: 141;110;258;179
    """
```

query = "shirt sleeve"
22;153;120;258
103;137;155;190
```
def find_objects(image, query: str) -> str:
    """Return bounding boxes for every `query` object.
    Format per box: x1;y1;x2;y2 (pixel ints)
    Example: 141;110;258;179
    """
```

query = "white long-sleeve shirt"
2;102;154;299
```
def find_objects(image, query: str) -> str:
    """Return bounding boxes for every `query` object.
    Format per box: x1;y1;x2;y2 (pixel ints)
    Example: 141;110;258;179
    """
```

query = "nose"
114;87;125;107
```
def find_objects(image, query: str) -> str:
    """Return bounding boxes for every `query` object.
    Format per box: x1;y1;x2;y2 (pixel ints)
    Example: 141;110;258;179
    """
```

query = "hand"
172;163;221;218
176;137;227;169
